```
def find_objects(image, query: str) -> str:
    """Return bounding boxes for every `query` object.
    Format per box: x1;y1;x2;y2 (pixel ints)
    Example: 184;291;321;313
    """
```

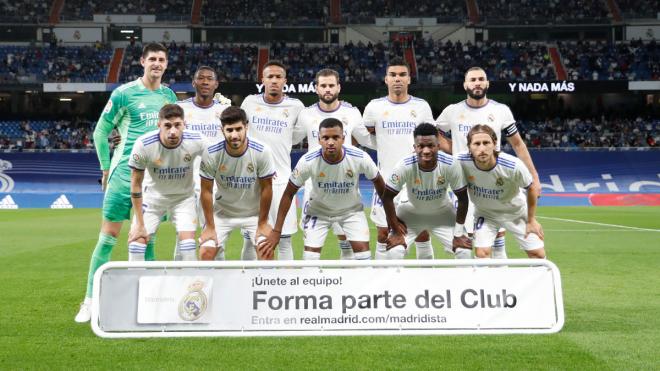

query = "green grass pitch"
0;206;658;369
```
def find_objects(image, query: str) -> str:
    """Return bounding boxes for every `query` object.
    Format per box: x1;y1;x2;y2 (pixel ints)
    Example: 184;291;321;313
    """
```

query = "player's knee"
377;228;388;242
475;247;492;258
199;248;217;261
526;248;546;259
415;230;430;242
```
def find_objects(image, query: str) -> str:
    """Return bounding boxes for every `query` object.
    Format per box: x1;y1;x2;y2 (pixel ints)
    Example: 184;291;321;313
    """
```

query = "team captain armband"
131;192;142;198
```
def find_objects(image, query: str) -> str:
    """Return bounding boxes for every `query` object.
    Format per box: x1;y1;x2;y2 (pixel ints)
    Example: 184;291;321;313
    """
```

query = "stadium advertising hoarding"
453;81;630;94
92;260;564;338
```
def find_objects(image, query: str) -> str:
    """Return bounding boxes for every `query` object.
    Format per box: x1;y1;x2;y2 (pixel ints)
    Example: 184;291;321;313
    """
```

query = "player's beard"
319;92;339;105
466;86;488;100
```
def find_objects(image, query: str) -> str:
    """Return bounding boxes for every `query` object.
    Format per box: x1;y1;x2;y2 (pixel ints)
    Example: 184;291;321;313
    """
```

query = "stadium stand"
0;119;95;150
119;43;258;83
202;0;327;26
559;40;659;80
477;0;612;25
616;0;660;19
415;39;557;83
0;0;50;23
0;45;113;83
60;0;191;21
340;0;466;24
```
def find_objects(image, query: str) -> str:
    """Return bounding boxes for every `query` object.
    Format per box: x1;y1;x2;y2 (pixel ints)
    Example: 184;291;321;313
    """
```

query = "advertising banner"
92;260;564;338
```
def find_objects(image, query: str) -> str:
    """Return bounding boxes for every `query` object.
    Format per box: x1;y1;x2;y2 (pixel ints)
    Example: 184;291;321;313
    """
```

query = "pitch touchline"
537;216;660;232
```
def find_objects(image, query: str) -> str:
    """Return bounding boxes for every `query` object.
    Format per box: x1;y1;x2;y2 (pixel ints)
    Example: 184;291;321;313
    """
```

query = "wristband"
453;223;465;237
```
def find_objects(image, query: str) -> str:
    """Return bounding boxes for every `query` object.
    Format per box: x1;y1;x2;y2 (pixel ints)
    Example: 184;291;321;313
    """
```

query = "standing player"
263;118;385;261
240;61;305;260
382;123;472;259
197;107;274;260
75;43;177;323
436;66;541;259
362;57;435;260
457;125;545;259
174;66;230;260
127;104;206;261
296;68;376;259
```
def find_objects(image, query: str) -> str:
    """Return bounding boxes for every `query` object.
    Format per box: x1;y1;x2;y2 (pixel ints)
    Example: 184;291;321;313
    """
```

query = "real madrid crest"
247;163;255;173
346;169;354;178
411;110;417;118
488;114;495;122
184;153;192;162
437;175;445;185
495;177;504;186
178;280;208;321
283;109;289;118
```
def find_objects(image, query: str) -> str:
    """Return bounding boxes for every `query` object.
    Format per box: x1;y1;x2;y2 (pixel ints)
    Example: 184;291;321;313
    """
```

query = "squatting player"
127;104;206;261
457;125;545;259
436;66;541;259
263;118;385;260
198;106;275;260
240;61;305;260
382;123;472;259
75;43;177;323
295;68;376;259
174;66;230;260
362;57;435;260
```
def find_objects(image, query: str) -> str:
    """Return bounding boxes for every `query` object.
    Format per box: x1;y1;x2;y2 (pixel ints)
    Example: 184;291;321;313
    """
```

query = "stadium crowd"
479;0;611;24
0;0;50;23
341;0;466;23
2;116;657;151
60;0;190;21
560;39;659;81
203;0;327;26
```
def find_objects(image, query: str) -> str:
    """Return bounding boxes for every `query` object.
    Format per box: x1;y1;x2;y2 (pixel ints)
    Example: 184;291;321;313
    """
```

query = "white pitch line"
544;229;653;232
537;216;660;232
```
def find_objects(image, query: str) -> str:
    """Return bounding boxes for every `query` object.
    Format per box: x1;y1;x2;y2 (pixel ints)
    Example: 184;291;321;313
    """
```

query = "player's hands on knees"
199;226;218;248
386;231;406;250
101;170;109;191
452;235;472;251
260;230;280;260
128;224;149;243
525;218;544;240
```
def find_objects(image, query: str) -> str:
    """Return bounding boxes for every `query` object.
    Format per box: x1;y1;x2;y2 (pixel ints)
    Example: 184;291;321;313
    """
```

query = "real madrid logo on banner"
178;280;208;321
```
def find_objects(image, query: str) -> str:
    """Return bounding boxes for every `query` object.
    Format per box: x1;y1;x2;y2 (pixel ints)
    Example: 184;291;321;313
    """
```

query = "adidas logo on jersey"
50;194;73;209
0;195;18;209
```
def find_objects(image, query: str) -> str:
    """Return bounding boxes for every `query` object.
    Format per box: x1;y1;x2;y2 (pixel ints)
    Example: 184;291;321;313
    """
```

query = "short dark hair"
220;106;248;126
263;60;286;72
159;104;184;121
413;123;438;138
464;66;486;80
318;118;343;131
315;68;340;84
142;42;168;58
467;124;499;157
194;66;217;80
386;57;410;73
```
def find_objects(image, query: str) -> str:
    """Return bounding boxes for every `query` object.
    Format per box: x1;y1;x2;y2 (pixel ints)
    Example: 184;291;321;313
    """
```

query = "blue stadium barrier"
0;150;658;209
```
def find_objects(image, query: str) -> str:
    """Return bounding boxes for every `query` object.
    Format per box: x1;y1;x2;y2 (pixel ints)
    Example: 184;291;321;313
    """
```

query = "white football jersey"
386;152;466;215
290;146;379;217
240;94;305;184
178;98;230;190
457;152;533;218
199;138;275;218
129;129;206;199
297;101;363;150
363;96;434;175
436;99;517;154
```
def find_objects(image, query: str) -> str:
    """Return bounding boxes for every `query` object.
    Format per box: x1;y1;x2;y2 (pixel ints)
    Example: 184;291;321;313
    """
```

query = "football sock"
178;239;197;261
85;233;116;298
454;248;472;259
375;242;387;260
303;250;321;260
278;236;294;260
354;251;372;260
338;239;354;260
415;240;434;259
492;236;507;259
387;245;406;260
128;241;146;261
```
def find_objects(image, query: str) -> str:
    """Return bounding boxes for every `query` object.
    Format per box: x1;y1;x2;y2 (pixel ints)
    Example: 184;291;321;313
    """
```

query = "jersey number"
302;215;318;230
